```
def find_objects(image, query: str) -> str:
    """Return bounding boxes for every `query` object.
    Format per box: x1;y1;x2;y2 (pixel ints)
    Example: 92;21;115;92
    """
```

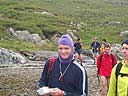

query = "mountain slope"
0;0;128;52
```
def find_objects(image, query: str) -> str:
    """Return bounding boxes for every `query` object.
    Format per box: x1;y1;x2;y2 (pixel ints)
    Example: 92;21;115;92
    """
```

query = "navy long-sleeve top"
39;57;88;96
91;41;101;53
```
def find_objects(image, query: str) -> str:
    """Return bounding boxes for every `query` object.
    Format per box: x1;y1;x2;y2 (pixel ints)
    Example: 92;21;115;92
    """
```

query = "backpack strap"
115;62;122;79
110;53;114;67
115;62;122;96
100;54;102;65
120;73;128;77
48;57;56;74
47;57;55;86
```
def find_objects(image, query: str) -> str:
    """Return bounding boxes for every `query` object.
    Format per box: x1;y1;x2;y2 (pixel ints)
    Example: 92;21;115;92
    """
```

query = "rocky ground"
0;62;102;96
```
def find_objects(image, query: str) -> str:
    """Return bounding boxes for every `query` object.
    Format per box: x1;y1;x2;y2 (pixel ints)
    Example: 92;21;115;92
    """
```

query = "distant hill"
0;0;128;52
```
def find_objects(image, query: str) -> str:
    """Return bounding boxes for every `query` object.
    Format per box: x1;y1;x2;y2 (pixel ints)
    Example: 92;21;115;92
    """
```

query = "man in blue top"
90;37;101;59
38;34;88;96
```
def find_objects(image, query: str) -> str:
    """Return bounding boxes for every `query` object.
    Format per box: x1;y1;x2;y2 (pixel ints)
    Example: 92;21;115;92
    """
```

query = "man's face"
58;45;71;59
104;47;110;54
121;44;128;60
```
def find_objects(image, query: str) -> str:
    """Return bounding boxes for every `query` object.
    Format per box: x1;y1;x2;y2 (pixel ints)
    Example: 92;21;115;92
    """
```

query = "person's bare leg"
107;77;110;93
79;54;83;66
100;76;106;96
75;53;79;61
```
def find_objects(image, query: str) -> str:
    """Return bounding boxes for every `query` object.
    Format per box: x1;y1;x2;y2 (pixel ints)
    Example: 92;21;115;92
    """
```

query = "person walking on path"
108;39;128;96
74;38;83;66
38;34;88;96
96;44;117;96
90;37;101;59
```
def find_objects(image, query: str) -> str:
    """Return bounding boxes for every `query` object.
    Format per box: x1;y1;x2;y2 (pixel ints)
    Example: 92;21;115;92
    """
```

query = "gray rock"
0;48;29;64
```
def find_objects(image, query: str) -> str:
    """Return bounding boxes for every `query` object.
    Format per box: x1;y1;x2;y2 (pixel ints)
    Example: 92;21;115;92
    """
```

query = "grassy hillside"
0;0;128;52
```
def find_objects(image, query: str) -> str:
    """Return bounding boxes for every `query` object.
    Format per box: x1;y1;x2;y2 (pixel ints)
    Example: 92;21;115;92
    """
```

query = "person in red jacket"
96;44;117;96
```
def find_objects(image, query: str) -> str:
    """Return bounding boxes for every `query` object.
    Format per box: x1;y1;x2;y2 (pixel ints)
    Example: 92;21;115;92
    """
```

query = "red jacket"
96;52;117;77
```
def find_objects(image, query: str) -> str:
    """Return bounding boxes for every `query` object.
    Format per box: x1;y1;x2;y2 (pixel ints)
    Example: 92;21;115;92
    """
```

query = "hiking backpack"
115;62;128;95
97;53;115;74
100;53;115;67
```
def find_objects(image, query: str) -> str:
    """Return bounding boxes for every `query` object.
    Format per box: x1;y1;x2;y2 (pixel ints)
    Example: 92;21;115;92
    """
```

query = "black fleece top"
39;57;88;96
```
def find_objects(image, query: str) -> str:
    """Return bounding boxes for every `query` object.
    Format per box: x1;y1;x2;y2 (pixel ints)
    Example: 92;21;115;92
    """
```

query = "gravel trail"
0;63;102;96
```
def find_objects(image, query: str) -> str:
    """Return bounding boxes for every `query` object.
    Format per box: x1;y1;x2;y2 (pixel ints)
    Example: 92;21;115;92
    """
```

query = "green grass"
0;0;128;51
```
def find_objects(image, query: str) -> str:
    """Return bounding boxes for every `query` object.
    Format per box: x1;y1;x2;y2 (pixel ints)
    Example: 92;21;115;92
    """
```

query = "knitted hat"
122;39;128;45
57;34;74;64
58;34;74;51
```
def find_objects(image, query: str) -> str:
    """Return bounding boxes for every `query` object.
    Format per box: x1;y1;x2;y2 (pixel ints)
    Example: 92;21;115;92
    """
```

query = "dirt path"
0;63;102;96
85;65;101;96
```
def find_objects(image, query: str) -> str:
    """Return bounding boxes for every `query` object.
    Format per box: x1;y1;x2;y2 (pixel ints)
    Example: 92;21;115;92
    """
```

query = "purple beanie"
58;34;74;51
57;34;74;64
122;39;128;45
